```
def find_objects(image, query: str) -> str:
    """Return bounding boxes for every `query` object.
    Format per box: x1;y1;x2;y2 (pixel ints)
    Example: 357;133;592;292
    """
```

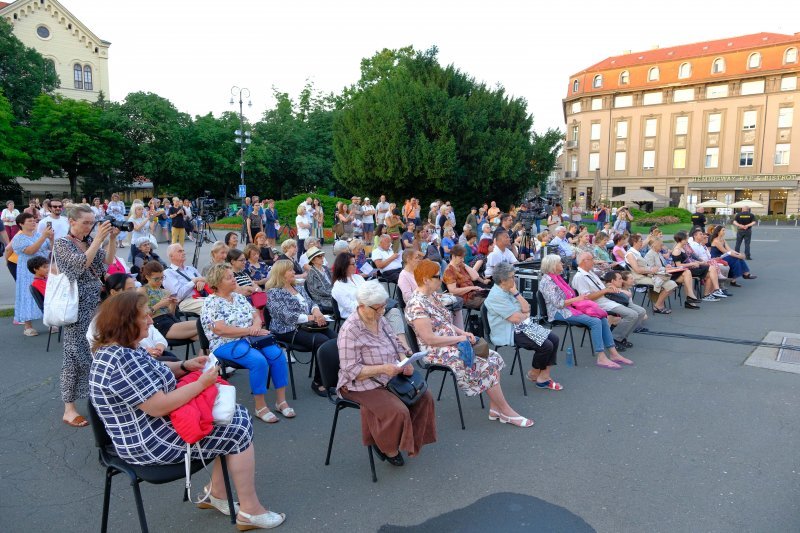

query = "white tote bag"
43;253;79;327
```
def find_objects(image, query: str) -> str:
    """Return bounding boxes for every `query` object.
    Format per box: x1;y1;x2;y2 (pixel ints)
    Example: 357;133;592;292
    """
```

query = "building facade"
562;32;800;216
1;0;110;103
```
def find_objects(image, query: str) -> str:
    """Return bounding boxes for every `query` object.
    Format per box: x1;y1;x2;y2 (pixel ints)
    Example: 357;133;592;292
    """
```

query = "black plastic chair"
536;291;589;366
195;319;246;381
315;338;378;482
87;402;237;532
29;285;61;352
404;322;483;430
480;304;527;396
331;298;344;332
262;308;300;400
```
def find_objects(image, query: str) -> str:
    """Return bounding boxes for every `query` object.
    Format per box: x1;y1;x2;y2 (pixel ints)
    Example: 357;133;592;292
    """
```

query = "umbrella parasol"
609;189;671;204
678;194;687;209
695;199;728;208
729;199;763;208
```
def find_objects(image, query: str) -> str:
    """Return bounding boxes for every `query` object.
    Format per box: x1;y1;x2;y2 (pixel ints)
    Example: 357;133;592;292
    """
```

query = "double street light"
230;85;252;240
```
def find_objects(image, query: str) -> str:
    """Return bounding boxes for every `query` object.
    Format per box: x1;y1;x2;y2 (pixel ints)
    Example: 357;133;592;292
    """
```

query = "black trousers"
514;331;560;370
274;327;336;383
735;229;752;257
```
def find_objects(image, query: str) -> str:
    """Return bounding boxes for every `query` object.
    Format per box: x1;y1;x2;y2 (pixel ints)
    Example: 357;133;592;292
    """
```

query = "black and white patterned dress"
53;237;106;404
90;345;253;464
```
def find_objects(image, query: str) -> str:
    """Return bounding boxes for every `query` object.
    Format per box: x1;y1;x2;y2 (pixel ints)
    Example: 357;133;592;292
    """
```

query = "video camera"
193;192;222;223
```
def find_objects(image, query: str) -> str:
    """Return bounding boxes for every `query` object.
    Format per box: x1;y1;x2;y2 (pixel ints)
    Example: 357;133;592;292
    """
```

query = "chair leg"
325;405;342;466
450;371;465;430
184;344;190;360
509;349;517;375
219;456;236;525
46;328;53;352
367;445;377;483
287;350;296;400
517;348;527;396
131;481;149;533
568;325;577;366
58;326;62;343
479;392;484;409
437;372;447;401
308;351;315;379
101;468;113;533
580;328;587;348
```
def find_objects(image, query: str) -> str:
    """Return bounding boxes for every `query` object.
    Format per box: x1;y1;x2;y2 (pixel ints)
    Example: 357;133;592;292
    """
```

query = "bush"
635;216;681;226
629;207;692;223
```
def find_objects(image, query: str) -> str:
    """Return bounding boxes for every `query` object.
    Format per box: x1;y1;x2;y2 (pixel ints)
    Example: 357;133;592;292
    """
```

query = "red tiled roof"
574;32;799;75
0;2;12;9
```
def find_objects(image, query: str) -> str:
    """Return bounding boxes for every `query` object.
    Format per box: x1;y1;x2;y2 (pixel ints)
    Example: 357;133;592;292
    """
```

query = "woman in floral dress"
405;259;533;428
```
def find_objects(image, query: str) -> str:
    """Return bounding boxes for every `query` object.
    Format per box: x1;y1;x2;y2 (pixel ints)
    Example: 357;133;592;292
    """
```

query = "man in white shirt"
163;243;206;314
549;226;575;259
485;229;517;278
37;200;69;239
572;252;646;351
375;195;390;226
371;234;403;283
361;197;376;242
689;228;731;291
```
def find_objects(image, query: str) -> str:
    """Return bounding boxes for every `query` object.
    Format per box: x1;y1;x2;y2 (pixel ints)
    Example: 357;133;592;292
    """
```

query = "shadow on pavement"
379;491;595;533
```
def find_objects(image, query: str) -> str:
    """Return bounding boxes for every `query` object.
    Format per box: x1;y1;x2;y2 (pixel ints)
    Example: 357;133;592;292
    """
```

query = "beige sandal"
275;401;295;418
255;407;279;424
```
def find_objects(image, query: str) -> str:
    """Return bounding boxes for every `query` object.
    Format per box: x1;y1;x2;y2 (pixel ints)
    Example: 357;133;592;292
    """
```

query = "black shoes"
373;447;404;466
685;302;700;310
614;341;627;352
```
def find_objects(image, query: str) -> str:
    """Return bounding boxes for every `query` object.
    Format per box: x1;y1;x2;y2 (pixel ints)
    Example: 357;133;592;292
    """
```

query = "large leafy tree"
0;19;59;122
0;89;27;198
27;94;121;198
333;46;539;213
530;128;564;191
181;111;241;201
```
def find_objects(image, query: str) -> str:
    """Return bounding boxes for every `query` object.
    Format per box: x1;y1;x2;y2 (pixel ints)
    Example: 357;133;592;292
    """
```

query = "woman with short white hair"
337;281;437;467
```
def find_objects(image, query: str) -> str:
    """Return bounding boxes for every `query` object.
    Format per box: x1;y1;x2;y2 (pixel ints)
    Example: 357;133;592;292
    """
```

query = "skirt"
152;313;179;337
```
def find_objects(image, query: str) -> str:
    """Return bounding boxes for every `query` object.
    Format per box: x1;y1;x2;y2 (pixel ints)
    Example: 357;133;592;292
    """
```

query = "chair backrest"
536;291;550;324
395;286;406;309
262;307;272;329
480;304;493;346
29;284;45;311
404;321;421;353
86;401;112;448
315;338;340;392
196;318;210;352
331;297;342;323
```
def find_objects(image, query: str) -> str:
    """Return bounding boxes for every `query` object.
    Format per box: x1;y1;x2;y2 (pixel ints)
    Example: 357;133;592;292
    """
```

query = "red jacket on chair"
169;371;229;444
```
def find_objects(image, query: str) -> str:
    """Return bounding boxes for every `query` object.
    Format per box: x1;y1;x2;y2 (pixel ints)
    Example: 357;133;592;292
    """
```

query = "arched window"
73;64;83;89
44;59;56;76
712;57;725;73
785;47;798;64
593;74;603;88
678;62;692;79
747;52;761;69
83;65;93;91
647;66;660;82
572;79;579;93
619;70;629;85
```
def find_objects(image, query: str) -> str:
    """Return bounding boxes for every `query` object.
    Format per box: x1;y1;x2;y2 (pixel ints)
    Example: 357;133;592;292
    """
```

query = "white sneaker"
701;295;720;302
712;290;728;298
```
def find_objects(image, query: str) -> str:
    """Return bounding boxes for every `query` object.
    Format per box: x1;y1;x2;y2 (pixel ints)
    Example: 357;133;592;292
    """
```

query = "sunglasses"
51;205;63;208
149;276;164;281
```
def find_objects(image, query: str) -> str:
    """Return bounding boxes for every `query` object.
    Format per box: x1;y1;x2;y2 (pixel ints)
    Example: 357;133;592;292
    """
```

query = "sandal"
653;306;672;314
63;415;89;427
535;379;563;391
498;413;534;428
730;281;742;287
23;328;38;337
236;510;286;530
310;382;327;397
488;408;503;421
197;485;239;516
255;407;279;424
274;401;296;418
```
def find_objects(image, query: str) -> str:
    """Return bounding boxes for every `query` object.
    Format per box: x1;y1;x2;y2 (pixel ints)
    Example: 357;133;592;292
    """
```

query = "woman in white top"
1;200;19;226
91;198;105;222
107;193;127;247
127;203;151;260
330;252;410;350
295;204;311;261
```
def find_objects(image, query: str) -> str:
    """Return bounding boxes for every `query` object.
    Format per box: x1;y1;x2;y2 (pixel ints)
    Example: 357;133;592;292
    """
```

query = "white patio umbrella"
695;199;728;208
678;194;687;209
729;199;763;208
609;189;671;204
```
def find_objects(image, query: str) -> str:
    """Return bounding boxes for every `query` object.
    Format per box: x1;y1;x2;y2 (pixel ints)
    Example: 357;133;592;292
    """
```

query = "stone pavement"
0;229;798;532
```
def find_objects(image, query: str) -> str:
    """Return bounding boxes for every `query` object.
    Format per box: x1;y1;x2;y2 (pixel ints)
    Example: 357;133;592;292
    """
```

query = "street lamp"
230;85;252;241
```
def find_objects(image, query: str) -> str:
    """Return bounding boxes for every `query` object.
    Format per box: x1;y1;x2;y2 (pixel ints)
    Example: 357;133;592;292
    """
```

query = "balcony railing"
565;140;578;149
564;171;578;178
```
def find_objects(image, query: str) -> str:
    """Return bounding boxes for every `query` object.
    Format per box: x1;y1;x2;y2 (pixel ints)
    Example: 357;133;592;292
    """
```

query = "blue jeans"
213;339;288;394
555;311;614;352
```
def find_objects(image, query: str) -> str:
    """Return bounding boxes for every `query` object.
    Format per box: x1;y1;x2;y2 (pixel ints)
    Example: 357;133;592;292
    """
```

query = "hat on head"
364;197;370;201
135;236;154;247
305;247;325;262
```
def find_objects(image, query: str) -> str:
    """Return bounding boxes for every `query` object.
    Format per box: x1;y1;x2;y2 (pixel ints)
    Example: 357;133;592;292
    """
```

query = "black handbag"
246;334;276;350
379;325;428;406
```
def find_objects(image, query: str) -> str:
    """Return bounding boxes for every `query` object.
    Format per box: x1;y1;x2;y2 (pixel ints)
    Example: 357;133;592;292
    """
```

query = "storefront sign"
690;174;798;183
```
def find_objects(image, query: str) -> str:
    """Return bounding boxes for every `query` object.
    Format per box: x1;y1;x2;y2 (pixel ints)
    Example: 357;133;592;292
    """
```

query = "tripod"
191;201;219;269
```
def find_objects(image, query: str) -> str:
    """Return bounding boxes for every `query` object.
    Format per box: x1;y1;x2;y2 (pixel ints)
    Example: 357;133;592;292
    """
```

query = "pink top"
612;245;627;263
398;269;417;303
336;314;405;393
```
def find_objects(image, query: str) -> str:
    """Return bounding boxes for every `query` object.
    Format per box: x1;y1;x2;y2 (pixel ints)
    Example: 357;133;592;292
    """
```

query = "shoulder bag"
43;251;79;327
379;325;428;407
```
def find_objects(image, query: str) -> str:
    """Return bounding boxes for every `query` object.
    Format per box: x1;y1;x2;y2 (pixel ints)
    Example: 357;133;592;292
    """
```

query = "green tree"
27;94;121;198
0;19;60;122
0;89;27;199
333;46;537;212
182;111;242;201
530;128;563;191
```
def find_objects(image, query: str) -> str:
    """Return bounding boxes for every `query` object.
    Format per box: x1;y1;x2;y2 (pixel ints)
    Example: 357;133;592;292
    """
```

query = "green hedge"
215;193;352;228
630;207;692;223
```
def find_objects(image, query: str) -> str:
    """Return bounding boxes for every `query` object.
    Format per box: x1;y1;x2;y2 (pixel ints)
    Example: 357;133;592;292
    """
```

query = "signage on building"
690;174;798;183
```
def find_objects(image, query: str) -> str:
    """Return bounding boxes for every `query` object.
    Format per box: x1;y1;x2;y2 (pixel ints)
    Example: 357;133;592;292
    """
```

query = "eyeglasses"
51;204;63;208
369;304;386;312
431;275;440;280
150;276;163;281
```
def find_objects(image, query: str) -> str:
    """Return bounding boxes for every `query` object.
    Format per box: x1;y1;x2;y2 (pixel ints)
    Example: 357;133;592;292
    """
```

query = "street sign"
238;184;246;198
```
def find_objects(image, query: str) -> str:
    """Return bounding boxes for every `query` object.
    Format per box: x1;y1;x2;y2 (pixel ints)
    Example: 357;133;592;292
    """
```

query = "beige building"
562;32;800;216
1;0;110;103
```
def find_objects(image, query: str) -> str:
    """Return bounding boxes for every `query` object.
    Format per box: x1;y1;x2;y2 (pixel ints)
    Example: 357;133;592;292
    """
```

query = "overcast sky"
58;0;794;132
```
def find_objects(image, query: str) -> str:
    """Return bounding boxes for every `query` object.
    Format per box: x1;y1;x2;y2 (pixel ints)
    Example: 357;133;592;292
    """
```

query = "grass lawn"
579;222;691;235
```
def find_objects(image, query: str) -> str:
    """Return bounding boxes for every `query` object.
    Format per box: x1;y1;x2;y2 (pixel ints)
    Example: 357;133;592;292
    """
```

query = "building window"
742;110;757;130
593;75;603;88
675;116;689;135
83;66;93;91
785;48;798;64
619;70;629;85
741;80;765;95
570;155;578;172
614;95;633;108
644;118;657;137
739;145;755;167
642;150;656;170
673;88;695;102
573;80;579;93
643;91;663;105
616;120;628;139
673;149;687;169
44;59;56;77
648;67;660;81
781;76;798;91
588;153;600;172
571;101;582;114
775;144;791;165
591;97;603;110
73;64;83;90
778;107;794;128
747;52;761;69
712;57;725;73
706;84;729;99
705;147;719;168
707;113;721;133
614;152;626;171
590;123;601;140
678;62;692;79
36;25;50;39
571;125;579;141
612;186;626;197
